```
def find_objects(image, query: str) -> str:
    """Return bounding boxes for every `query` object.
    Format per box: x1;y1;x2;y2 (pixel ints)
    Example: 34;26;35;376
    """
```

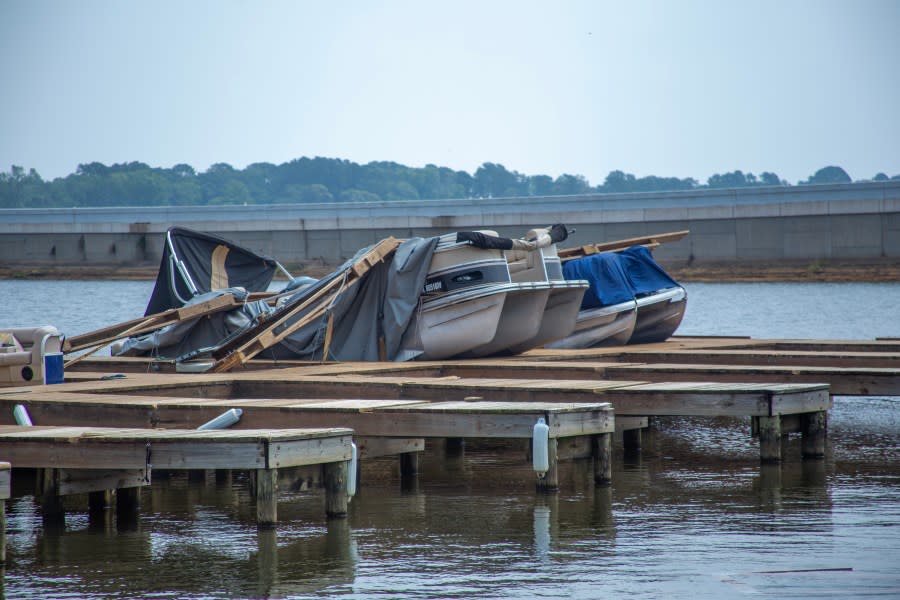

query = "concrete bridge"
1;181;898;267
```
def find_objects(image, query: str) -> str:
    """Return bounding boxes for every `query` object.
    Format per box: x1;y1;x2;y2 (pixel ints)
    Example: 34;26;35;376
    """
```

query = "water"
1;280;898;599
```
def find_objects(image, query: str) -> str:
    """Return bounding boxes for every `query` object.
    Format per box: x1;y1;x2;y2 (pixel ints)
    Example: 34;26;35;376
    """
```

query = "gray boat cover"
118;236;439;363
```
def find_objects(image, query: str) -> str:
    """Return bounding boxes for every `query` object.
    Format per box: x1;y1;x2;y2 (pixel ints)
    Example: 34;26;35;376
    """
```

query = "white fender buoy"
197;408;243;430
533;417;550;476
347;441;358;498
13;404;33;426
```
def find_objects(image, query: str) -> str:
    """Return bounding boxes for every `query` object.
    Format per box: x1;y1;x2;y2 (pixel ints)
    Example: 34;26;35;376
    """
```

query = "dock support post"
88;490;114;530
39;469;65;525
399;452;419;482
444;437;465;456
215;469;233;486
536;438;559;492
0;499;5;563
323;462;349;519
116;487;141;529
256;468;278;528
592;433;612;486
89;490;112;512
757;415;782;463
801;411;827;459
0;462;7;564
623;428;642;454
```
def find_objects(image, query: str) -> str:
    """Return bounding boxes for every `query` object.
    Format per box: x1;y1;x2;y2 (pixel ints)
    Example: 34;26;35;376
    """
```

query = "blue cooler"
44;352;64;384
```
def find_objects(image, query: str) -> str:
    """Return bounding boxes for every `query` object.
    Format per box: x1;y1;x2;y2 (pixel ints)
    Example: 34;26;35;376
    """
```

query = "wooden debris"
558;229;689;261
63;293;241;353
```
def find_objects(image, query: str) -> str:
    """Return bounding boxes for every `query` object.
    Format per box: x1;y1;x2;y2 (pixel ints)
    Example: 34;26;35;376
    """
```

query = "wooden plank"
63;293;239;353
558;230;689;261
0;439;148;469
57;468;147;495
266;434;353;468
147;440;266;470
615;416;648;431
556;435;592;460
355;436;425;458
613;349;900;369
0;462;10;501
548;406;614;438
598;363;900;396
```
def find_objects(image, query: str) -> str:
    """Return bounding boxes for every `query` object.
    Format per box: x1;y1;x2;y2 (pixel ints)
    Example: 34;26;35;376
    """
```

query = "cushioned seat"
0;326;63;385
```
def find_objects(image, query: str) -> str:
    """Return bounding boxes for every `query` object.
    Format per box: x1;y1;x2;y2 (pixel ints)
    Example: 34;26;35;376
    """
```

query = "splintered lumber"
63;293;241;353
558;229;689;261
210;237;401;373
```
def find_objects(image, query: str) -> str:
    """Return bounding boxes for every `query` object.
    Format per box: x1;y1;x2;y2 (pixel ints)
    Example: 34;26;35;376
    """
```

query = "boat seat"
0;326;63;385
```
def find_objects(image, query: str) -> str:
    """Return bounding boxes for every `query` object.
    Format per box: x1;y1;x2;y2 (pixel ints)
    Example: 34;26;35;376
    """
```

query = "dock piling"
324;462;349;518
801;411;828;458
592;433;612;486
757;415;782;463
255;468;278;528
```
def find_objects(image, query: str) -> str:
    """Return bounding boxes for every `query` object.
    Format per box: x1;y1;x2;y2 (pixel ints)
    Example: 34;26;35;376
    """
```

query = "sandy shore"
1;258;898;283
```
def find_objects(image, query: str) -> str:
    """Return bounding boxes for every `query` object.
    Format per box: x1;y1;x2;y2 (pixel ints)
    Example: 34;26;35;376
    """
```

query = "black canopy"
144;227;278;316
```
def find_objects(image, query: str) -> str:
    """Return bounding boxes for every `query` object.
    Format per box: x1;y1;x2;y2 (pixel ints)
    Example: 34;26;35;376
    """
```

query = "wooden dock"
0;425;353;527
0;389;616;492
4;335;894;496
0;461;8;563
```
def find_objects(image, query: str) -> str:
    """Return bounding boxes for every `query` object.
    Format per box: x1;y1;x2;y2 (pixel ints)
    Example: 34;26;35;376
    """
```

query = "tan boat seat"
0;326;63;385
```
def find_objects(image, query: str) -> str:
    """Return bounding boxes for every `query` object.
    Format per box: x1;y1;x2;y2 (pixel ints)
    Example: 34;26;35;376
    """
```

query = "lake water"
0;280;898;599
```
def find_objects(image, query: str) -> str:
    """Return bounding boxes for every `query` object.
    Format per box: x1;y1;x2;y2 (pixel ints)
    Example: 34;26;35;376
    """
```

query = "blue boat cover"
563;245;681;309
563;252;634;309
618;245;680;296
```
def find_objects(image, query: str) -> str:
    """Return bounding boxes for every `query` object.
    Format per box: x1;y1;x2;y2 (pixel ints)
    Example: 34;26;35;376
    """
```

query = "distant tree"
552;174;590;195
473;163;522;197
872;172;889;181
801;165;851;185
759;172;785;186
527;174;554;196
707;170;751;188
602;170;636;193
339;189;381;203
282;183;334;203
171;163;196;178
0;165;45;208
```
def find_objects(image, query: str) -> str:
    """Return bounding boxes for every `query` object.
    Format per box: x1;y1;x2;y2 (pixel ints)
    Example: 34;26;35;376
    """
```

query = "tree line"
1;158;897;209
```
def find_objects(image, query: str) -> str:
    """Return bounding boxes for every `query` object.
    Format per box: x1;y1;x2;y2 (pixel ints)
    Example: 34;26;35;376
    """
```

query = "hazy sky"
2;0;898;185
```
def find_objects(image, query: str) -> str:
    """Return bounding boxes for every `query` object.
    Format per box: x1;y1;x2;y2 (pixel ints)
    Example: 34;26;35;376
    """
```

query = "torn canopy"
144;226;278;316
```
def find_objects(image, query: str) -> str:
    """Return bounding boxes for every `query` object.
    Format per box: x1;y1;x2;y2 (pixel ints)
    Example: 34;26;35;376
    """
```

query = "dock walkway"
0;425;353;527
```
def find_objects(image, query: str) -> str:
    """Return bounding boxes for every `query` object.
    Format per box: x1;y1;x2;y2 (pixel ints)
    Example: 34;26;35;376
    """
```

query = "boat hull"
402;284;509;360
546;300;637;349
464;283;552;357
629;287;687;344
507;281;588;353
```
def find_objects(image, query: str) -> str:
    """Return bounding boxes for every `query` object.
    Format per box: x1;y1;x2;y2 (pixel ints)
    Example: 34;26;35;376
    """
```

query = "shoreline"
1;258;898;283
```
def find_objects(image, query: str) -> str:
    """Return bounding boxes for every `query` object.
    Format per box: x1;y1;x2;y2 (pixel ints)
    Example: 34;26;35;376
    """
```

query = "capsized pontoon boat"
400;229;567;360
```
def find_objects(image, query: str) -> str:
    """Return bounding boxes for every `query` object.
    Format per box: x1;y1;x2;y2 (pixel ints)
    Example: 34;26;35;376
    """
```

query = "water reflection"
3;398;898;598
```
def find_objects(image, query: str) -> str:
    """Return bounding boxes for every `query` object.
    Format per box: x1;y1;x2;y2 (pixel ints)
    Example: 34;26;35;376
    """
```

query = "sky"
1;0;899;186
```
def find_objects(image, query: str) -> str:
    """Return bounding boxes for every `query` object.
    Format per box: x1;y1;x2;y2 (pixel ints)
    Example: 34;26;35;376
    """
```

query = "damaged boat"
89;224;686;371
